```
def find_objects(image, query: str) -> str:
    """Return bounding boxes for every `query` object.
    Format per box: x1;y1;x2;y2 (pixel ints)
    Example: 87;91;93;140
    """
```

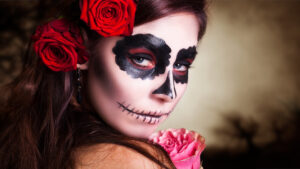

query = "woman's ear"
77;62;89;70
81;28;89;44
78;28;89;70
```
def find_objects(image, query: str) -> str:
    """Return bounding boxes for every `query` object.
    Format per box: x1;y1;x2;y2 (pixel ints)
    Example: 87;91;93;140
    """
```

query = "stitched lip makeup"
87;13;199;138
117;102;170;125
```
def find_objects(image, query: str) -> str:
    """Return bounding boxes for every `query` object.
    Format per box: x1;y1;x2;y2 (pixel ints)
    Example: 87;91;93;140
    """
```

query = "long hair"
0;0;208;168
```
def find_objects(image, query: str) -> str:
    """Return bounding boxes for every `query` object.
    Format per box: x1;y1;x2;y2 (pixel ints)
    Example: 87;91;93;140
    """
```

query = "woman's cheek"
174;83;188;101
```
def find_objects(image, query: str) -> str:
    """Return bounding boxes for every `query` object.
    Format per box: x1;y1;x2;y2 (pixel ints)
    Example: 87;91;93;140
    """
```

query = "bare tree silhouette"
203;101;300;169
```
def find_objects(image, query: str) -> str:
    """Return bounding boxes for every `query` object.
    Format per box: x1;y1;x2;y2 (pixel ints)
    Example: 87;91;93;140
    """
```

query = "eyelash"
126;47;194;74
127;53;156;70
173;63;191;75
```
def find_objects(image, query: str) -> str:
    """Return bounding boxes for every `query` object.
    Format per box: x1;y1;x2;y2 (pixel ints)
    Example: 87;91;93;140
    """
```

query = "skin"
82;12;199;139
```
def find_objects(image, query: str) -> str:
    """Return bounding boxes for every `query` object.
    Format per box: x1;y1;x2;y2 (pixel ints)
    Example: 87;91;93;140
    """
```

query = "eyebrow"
124;33;172;54
130;34;197;61
175;46;197;63
122;34;198;62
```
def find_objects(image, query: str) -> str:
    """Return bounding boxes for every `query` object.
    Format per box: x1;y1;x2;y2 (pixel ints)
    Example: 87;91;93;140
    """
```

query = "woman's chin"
113;117;165;139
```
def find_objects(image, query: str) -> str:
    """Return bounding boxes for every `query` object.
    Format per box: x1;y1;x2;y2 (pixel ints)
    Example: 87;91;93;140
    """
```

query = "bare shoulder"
75;142;172;169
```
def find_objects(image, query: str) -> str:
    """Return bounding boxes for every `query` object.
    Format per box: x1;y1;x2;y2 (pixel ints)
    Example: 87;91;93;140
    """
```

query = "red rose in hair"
80;0;138;37
32;19;88;72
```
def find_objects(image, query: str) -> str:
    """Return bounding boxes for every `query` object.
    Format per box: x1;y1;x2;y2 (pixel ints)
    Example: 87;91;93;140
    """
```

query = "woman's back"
75;143;173;169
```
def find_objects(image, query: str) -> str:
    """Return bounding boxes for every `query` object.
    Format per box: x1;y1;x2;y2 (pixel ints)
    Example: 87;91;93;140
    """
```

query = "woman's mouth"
117;102;170;125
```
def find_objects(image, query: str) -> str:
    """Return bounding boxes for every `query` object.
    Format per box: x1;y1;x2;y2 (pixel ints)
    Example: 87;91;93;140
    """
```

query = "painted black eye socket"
113;34;171;80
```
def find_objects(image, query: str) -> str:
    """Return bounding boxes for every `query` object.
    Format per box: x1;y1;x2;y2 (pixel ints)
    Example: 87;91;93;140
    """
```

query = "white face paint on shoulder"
87;12;199;138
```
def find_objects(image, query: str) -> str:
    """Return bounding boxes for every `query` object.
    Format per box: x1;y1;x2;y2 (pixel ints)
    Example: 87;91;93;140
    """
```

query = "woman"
0;0;207;168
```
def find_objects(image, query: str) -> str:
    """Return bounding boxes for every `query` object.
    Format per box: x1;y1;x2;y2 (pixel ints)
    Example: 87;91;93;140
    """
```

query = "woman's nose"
152;71;176;102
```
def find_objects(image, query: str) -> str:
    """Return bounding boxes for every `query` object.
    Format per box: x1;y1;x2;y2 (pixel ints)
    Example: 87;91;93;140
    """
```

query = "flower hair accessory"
32;19;88;72
80;0;138;37
33;0;138;72
149;128;206;169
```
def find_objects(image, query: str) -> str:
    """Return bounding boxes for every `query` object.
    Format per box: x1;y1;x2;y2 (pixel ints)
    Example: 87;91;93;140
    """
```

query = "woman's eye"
132;57;151;66
128;55;155;69
173;63;189;75
174;63;188;71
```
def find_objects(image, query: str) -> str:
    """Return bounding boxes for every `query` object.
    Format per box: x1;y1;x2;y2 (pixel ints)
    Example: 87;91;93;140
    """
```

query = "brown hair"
0;0;208;169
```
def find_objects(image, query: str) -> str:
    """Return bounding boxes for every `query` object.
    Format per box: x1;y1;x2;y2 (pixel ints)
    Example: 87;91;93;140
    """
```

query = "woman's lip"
117;102;171;117
117;102;170;125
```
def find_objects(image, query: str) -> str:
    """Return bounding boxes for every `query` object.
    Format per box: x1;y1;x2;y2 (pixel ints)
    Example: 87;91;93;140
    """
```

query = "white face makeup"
87;12;199;138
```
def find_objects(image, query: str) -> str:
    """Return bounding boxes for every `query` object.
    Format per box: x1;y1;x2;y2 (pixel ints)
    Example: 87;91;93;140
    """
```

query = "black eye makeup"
173;46;197;84
126;48;156;70
113;34;171;80
112;33;197;86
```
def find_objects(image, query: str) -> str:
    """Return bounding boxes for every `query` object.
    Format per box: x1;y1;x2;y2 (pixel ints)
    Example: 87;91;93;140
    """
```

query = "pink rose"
149;128;205;169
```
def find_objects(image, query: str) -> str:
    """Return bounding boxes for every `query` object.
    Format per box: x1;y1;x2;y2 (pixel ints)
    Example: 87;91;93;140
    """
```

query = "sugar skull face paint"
113;34;171;80
173;46;197;84
152;71;177;99
113;33;196;84
87;12;200;138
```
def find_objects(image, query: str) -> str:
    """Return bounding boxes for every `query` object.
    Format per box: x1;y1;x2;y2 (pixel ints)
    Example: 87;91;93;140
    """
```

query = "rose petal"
173;154;200;169
149;128;205;169
80;0;137;37
172;141;199;161
33;19;86;71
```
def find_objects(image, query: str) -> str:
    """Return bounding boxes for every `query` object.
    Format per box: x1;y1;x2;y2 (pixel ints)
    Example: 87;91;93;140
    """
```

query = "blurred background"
1;0;300;168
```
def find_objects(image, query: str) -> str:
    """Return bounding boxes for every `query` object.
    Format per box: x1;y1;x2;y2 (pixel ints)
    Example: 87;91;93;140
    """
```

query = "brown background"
161;0;300;144
1;0;300;168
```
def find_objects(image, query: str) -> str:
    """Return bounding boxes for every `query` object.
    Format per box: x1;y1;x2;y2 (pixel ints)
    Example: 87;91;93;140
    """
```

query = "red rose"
32;19;88;72
149;128;206;169
80;0;138;37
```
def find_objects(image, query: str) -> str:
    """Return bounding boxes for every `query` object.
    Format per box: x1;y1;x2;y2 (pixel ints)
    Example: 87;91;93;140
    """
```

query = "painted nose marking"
152;71;177;99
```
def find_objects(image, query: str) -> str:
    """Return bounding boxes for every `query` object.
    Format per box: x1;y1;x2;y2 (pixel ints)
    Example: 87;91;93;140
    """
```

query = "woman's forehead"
132;12;199;54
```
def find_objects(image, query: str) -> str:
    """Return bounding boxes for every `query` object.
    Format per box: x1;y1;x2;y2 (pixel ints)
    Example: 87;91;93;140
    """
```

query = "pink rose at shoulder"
149;128;205;169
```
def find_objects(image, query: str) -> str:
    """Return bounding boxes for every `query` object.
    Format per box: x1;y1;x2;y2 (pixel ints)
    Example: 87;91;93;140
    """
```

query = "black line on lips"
148;118;152;124
117;102;169;118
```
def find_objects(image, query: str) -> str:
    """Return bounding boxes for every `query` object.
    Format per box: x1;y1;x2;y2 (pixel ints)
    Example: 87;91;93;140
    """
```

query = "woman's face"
87;12;199;138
